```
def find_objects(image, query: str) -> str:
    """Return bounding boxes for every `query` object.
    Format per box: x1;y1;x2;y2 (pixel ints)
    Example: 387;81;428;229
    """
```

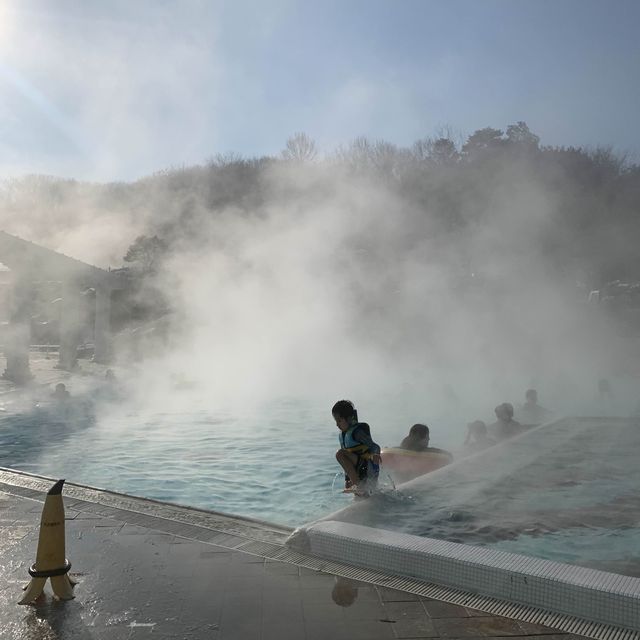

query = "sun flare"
0;2;17;50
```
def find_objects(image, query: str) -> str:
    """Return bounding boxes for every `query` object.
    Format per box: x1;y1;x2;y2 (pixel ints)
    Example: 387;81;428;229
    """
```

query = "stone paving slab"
0;481;590;640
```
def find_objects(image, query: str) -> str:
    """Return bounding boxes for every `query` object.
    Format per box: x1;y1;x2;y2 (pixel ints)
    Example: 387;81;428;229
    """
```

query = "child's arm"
353;427;381;462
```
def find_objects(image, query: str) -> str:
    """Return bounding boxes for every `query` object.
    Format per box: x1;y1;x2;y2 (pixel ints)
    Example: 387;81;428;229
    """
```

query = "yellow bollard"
19;479;77;604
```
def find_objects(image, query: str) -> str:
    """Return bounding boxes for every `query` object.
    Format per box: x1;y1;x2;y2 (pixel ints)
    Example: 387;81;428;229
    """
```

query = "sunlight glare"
0;2;16;50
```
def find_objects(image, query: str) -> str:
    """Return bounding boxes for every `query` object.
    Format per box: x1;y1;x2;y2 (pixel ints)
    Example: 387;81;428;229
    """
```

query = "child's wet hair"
332;399;356;420
409;423;429;439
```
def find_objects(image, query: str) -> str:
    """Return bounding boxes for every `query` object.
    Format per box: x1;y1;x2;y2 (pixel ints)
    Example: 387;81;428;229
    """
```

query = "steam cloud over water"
2;129;639;437
2;2;640;577
1;3;639;441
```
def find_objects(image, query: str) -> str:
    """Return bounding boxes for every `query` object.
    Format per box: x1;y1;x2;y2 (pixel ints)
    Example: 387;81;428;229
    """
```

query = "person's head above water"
53;382;69;399
332;399;358;431
408;423;429;442
525;389;538;404
468;420;487;437
495;402;514;421
464;419;489;445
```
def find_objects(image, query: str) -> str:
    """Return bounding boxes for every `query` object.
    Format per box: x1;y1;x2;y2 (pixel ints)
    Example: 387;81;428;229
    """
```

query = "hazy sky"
0;0;638;181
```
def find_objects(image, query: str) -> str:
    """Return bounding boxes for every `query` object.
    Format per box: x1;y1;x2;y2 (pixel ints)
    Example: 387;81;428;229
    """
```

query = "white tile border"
287;520;640;631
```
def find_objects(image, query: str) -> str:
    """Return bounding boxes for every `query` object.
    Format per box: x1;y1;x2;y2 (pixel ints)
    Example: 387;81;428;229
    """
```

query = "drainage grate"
235;540;285;557
218;543;640;640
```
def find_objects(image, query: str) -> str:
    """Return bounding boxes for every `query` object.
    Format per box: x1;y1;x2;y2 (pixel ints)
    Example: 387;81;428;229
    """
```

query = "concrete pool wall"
287;519;640;636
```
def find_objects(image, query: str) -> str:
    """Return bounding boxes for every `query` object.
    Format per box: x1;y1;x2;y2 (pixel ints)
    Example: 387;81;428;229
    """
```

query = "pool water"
492;526;640;577
0;397;354;526
0;376;469;526
2;386;639;578
326;416;640;577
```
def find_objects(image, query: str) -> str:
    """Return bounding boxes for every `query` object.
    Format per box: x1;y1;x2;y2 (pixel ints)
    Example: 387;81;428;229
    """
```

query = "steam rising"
2;129;639;439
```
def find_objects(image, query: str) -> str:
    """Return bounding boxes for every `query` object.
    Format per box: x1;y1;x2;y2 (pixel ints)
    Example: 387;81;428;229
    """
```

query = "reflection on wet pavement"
0;481;590;640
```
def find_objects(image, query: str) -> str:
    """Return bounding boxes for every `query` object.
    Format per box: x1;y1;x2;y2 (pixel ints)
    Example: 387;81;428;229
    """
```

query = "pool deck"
0;470;590;640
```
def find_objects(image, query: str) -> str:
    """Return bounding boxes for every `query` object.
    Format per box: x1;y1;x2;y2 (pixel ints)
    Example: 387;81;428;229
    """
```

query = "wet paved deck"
0;472;590;640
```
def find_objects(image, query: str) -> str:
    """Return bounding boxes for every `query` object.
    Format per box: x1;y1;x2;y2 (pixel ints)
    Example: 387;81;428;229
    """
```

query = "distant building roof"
0;230;124;288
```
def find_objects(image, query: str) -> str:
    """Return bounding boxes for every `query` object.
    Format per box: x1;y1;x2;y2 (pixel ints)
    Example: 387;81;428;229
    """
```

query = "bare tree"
207;151;246;169
281;133;318;163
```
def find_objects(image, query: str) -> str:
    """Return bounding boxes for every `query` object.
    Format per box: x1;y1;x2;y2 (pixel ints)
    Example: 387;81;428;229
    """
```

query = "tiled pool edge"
3;467;638;640
287;520;640;636
0;467;292;544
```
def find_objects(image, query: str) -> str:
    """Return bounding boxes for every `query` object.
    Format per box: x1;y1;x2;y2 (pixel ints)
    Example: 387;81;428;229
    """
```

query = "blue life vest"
339;423;371;454
338;422;379;484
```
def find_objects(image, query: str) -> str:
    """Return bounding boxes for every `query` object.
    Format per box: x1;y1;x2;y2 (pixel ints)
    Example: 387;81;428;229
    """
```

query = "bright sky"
0;0;638;181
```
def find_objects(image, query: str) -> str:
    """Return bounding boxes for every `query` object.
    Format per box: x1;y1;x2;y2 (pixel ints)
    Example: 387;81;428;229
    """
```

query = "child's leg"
336;450;360;488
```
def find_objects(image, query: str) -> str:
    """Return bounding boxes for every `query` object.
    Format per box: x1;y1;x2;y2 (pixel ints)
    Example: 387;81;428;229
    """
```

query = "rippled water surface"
0;396;357;525
329;417;640;576
2;389;639;577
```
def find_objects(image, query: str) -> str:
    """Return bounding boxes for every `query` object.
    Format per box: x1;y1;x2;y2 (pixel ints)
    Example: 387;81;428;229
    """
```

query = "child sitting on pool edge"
332;400;381;497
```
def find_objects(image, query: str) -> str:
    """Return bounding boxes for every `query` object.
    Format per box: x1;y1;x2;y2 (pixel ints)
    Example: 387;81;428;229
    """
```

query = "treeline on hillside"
1;122;640;341
2;122;638;287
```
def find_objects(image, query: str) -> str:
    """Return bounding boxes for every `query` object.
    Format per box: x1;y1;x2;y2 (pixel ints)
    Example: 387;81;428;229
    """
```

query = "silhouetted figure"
333;399;380;497
400;423;429;451
463;420;496;453
517;389;552;427
51;383;70;402
488;403;522;441
99;368;124;401
400;424;453;460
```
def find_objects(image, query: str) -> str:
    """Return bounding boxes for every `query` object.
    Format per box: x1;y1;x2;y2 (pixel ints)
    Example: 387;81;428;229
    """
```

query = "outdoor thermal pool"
1;384;639;578
0;388;427;526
